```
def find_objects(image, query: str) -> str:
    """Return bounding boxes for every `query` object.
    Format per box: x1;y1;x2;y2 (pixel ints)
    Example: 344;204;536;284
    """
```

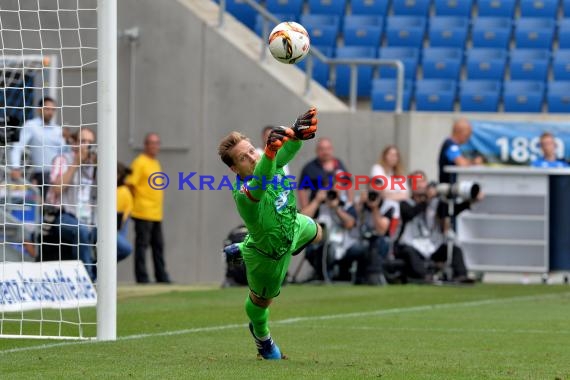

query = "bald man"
438;118;484;183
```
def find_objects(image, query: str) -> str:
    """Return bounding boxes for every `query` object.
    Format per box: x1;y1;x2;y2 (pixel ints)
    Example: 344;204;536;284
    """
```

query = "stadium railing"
217;0;405;113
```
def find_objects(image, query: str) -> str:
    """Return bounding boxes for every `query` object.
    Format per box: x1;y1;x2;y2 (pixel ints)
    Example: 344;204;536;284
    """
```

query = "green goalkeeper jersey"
232;140;302;260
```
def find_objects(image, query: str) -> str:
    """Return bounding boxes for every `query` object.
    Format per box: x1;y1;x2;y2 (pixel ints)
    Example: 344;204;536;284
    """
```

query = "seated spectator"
301;182;361;282
117;162;133;261
531;132;569;168
438;118;484;184
370;145;409;203
394;170;477;284
45;128;97;280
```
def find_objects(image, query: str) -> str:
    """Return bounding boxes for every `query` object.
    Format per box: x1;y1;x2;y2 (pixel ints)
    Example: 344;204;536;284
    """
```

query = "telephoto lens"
368;191;379;202
327;190;337;200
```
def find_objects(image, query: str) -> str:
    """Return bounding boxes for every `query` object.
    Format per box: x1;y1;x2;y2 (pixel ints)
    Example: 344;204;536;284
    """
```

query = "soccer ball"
268;22;311;64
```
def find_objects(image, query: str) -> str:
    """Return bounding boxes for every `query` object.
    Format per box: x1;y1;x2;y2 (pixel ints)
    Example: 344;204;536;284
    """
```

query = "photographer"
300;184;360;282
45;128;97;281
394;170;478;284
353;186;394;285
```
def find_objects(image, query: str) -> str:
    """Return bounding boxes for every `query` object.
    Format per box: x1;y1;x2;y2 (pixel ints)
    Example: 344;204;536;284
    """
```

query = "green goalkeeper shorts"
241;213;318;299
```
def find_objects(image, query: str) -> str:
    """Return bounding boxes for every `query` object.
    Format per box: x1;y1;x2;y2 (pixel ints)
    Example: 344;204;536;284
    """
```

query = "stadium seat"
514;18;556;49
471;17;513;49
422;47;463;79
343;15;384;46
378;47;420;79
266;0;304;19
565;1;570;17
225;0;261;30
254;14;297;37
297;46;334;88
552;49;570;80
459;80;502;112
520;0;559;19
503;80;545;112
477;0;517;18
371;79;413;111
428;16;470;48
392;0;432;16
385;16;427;48
509;49;551;81
350;0;390;15
466;48;508;80
434;0;474;17
300;15;341;48
415;79;457;111
558;18;570;49
547;81;570;113
334;46;377;97
309;0;348;16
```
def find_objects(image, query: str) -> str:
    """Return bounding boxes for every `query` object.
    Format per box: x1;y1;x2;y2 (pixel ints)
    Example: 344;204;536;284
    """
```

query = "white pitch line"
1;291;569;355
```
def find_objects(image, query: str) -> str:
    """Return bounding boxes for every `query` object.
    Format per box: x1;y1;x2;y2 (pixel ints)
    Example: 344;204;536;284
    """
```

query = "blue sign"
462;120;570;165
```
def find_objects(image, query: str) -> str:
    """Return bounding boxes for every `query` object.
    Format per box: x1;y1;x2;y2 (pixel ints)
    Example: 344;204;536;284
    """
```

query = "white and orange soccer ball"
268;22;311;64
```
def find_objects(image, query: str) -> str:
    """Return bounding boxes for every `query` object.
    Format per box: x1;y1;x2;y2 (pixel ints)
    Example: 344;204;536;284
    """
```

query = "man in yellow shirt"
126;133;171;284
117;162;133;261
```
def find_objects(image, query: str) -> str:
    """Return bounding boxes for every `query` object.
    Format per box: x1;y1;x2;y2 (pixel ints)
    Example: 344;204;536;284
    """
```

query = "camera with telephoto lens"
368;190;379;202
435;181;480;200
327;189;337;200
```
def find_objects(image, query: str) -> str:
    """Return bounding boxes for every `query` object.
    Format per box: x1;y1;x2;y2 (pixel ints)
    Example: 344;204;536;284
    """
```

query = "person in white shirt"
10;96;65;198
370;145;409;219
46;127;97;280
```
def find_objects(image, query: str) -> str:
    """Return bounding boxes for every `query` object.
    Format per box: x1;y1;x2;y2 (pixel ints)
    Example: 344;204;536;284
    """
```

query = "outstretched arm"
276;107;318;168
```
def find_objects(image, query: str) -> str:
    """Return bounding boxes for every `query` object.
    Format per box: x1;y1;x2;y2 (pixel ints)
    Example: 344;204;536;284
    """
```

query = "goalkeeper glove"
291;107;318;140
264;127;294;159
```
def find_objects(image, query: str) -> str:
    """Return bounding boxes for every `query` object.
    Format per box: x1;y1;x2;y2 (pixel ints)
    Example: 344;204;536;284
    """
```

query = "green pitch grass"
1;284;569;379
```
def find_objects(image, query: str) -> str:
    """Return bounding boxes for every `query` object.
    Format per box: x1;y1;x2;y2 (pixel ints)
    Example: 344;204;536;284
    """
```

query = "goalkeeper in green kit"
218;107;323;360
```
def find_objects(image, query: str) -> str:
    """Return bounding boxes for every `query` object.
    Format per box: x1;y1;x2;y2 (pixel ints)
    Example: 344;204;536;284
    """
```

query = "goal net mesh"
1;0;99;340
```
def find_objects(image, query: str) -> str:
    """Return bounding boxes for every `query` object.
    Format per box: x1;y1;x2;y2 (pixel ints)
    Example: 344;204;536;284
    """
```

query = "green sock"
245;295;270;339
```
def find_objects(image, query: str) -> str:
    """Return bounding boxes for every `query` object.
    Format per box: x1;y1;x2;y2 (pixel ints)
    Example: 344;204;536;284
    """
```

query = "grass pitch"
1;283;569;379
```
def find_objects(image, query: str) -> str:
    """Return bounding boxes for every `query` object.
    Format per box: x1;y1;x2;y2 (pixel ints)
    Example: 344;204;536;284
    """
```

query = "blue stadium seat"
226;0;261;30
547;81;570;113
466;48;508;80
254;14;297;37
477;0;517;18
459;80;502;112
553;49;570;80
385;16;427;48
428;16;470;48
558;18;570;49
392;0;432;16
266;0;304;19
434;0;474;17
300;15;341;48
343;15;384;46
520;0;560;19
350;0;390;15
503;80;545;112
335;46;378;97
422;47;463;79
509;49;551;81
309;0;348;16
471;17;513;49
297;46;335;88
415;79;457;111
514;18;556;49
371;79;413;111
378;47;420;79
564;1;570;17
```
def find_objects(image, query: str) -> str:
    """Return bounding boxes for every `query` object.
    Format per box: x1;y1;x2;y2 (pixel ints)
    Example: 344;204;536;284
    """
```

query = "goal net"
0;0;116;340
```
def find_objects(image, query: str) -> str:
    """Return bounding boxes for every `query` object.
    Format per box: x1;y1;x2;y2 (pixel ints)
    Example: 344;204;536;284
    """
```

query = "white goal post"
0;0;116;341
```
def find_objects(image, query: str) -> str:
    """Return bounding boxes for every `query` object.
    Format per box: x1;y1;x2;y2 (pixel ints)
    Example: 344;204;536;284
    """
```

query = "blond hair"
218;131;249;167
